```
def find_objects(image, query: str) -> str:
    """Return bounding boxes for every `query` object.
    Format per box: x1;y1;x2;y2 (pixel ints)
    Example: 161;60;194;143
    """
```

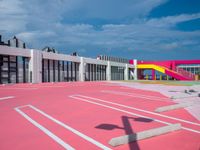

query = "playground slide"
137;64;194;80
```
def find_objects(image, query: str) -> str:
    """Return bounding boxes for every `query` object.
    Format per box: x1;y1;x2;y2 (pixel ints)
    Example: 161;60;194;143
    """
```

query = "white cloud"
0;0;167;33
146;13;200;28
0;0;27;32
0;0;200;59
61;0;167;20
16;20;199;53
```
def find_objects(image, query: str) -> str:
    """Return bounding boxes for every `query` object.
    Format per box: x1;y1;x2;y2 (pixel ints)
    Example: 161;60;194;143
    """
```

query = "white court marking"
102;90;170;102
15;105;111;150
69;95;200;134
34;84;106;88
0;88;38;90
80;94;200;127
102;90;169;100
15;107;75;150
0;96;15;101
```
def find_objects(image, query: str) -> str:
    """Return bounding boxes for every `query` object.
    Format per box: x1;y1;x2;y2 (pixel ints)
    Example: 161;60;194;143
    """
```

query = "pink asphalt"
0;82;200;150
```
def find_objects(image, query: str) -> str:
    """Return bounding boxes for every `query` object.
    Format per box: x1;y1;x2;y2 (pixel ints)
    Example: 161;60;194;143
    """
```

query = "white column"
106;61;111;81
79;57;85;81
134;59;138;80
29;49;42;83
124;64;129;80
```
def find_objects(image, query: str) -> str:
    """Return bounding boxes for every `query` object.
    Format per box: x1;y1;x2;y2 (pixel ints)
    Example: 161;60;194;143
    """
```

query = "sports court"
0;81;200;150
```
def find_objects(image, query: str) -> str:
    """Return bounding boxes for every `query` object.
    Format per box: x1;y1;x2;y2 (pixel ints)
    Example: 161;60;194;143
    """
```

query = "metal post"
71;62;73;81
88;64;90;81
91;64;93;81
53;60;55;82
94;64;96;81
23;57;26;83
97;65;99;80
8;56;10;83
16;56;19;83
48;59;50;82
104;65;106;80
75;62;77;81
58;61;60;82
67;61;69;81
62;61;64;82
42;59;44;82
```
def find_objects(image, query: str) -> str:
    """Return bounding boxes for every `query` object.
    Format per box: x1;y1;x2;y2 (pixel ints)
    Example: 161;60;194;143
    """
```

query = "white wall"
0;45;137;83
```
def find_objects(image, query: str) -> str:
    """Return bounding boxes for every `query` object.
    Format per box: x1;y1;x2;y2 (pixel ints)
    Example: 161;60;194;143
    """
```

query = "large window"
42;59;79;82
85;63;106;81
111;66;124;80
0;55;29;84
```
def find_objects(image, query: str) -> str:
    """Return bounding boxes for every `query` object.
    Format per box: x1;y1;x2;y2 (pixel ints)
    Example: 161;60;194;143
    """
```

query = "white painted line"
69;95;200;134
0;96;15;101
101;90;170;102
155;103;194;113
102;90;170;101
120;87;132;89
18;105;111;150
77;95;200;127
14;107;75;150
15;105;30;109
109;123;181;147
39;86;67;88
0;88;38;90
69;95;171;125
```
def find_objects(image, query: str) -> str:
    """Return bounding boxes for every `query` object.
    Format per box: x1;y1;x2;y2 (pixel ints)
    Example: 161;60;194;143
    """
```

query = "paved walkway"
116;81;200;121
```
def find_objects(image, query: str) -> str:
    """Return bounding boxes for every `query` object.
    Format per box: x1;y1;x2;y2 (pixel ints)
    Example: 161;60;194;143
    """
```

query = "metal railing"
176;67;195;80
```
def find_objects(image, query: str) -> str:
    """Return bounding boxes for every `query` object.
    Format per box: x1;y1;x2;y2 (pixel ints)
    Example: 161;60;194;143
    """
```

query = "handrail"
138;64;195;80
160;66;195;80
176;67;195;80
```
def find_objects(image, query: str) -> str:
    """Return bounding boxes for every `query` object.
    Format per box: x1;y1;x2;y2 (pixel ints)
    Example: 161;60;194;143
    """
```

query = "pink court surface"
0;82;200;150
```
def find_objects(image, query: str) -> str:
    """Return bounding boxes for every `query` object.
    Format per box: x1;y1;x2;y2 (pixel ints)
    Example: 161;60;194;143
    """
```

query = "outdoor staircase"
138;64;195;81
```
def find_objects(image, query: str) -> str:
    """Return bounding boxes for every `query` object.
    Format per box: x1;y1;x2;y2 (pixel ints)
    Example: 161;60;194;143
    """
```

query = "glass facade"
42;59;79;82
85;63;106;81
0;55;29;84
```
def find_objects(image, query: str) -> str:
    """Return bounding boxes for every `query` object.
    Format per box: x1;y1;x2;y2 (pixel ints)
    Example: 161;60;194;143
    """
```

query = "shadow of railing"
95;116;153;150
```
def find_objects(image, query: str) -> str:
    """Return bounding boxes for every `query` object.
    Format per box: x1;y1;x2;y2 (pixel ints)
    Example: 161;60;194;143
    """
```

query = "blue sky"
0;0;200;60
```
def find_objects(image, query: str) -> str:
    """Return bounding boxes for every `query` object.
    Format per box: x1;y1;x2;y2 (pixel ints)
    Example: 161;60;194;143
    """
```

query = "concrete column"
134;59;138;80
124;64;129;80
79;57;85;82
29;49;42;83
106;61;111;81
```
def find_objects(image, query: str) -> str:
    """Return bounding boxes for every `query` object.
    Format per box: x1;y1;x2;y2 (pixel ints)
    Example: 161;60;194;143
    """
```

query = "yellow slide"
137;64;165;73
137;64;193;80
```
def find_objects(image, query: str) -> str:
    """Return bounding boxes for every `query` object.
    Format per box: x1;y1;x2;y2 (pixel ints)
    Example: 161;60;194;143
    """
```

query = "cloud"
0;0;167;33
0;0;200;59
0;0;27;32
146;13;200;28
61;0;167;21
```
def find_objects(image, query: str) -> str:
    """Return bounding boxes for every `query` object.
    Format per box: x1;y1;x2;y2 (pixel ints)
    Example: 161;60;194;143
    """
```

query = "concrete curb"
155;103;194;113
109;123;181;147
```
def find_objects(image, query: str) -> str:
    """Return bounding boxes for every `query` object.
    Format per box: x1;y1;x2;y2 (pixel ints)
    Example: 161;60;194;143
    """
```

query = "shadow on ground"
95;116;153;150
